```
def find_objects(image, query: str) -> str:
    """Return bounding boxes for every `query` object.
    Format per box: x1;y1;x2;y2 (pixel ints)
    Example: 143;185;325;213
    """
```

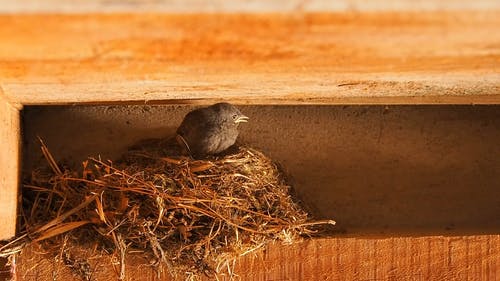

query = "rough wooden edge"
234;235;500;280
1;0;499;13
13;235;500;280
15;95;500;106
0;89;20;240
4;83;500;106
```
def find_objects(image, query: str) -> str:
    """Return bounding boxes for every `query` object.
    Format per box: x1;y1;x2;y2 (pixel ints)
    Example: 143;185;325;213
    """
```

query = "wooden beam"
1;0;499;13
238;235;500;280
0;93;20;240
0;12;499;105
14;235;500;280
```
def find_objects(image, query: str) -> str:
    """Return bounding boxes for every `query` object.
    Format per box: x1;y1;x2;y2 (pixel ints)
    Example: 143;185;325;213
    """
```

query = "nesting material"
1;138;334;280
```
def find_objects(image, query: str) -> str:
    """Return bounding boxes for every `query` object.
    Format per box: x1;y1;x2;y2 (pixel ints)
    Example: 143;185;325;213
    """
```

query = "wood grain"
1;10;499;280
1;0;499;13
0;95;20;240
14;235;500;280
0;12;499;105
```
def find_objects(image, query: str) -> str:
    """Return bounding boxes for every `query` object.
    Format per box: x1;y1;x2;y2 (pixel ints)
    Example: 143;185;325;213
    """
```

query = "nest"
1;138;334;280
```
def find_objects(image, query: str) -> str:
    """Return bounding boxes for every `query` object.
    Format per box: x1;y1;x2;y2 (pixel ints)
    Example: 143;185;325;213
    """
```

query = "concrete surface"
23;105;500;236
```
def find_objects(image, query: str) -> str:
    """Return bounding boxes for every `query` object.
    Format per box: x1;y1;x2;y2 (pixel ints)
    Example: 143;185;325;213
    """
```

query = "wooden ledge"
0;12;499;105
13;235;500;280
2;0;500;13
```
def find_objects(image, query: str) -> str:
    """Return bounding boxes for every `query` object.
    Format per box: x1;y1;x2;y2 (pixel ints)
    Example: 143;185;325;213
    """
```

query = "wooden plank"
0;94;20;240
1;0;499;13
13;235;500;280
0;12;499;105
227;235;500;280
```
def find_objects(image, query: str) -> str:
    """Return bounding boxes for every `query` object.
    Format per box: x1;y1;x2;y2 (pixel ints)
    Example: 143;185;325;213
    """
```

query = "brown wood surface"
2;0;500;13
1;10;499;281
0;12;499;105
14;235;500;280
0;95;20;240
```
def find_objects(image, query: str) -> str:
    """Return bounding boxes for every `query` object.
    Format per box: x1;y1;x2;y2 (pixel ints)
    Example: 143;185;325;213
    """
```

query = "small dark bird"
176;103;249;158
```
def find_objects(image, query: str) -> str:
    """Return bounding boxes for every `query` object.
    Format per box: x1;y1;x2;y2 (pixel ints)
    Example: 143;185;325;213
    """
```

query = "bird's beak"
235;115;249;123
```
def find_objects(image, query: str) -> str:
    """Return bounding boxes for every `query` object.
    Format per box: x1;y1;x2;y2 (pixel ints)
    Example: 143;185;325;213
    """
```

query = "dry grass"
1;138;334;280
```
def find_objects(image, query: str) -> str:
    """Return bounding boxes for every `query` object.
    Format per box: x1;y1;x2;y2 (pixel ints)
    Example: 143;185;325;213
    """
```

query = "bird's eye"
232;114;238;119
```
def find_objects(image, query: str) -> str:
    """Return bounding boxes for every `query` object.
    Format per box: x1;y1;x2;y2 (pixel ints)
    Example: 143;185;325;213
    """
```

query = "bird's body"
176;103;248;158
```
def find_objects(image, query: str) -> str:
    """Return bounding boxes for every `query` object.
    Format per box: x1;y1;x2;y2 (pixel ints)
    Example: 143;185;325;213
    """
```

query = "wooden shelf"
0;12;499;105
15;235;500;280
1;0;500;13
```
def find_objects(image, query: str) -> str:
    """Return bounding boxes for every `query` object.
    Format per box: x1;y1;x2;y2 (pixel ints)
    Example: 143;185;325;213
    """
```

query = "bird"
176;103;249;158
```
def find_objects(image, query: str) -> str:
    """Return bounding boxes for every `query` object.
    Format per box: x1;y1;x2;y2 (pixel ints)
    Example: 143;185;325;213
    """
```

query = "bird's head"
212;102;249;126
